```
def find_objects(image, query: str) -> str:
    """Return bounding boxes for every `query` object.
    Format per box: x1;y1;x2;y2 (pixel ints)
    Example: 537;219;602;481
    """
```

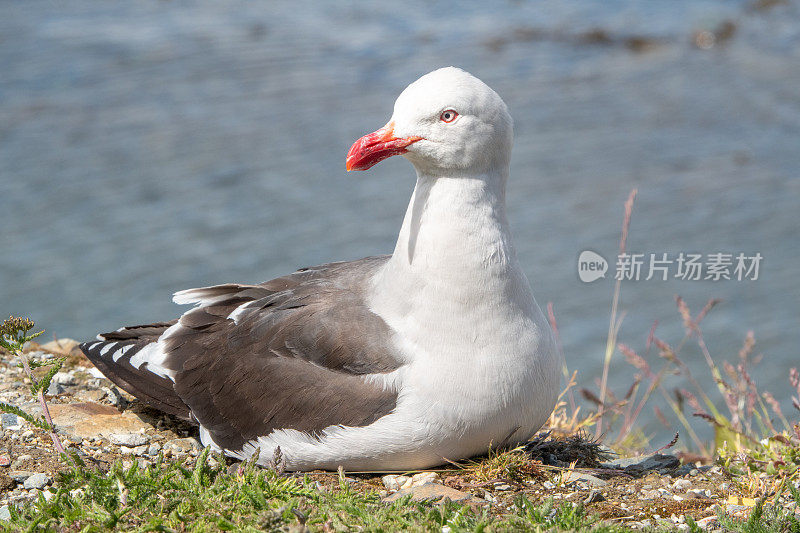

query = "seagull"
81;67;561;471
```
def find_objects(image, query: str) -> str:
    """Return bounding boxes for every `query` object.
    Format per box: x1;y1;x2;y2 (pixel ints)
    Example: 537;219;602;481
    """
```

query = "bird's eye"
439;109;458;123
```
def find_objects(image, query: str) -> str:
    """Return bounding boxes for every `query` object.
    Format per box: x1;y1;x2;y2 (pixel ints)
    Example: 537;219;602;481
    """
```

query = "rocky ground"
0;339;798;530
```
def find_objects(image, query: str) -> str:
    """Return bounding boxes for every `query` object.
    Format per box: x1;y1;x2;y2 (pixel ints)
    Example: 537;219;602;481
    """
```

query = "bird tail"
80;321;192;421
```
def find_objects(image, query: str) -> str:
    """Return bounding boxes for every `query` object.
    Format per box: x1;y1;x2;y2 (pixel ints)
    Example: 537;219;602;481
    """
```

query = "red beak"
346;122;422;171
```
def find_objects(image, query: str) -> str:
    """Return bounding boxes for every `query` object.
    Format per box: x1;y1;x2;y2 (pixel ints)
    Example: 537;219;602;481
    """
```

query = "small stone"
382;483;482;504
673;479;692;492
11;455;32;469
23;473;50;490
103;388;126;408
0;505;9;521
543;480;555;489
569;472;607;487
1;414;22;431
51;372;77;386
677;524;690;531
132;445;148;456
87;367;106;379
696;516;718;529
40;339;80;355
0;456;10;467
21;430;34;439
46;382;65;396
689;469;699;476
409;472;438;487
110;433;148;447
9;471;34;483
382;474;409;492
621;454;680;477
584;489;605;503
147;443;161;456
494;483;512;491
26;402;150;440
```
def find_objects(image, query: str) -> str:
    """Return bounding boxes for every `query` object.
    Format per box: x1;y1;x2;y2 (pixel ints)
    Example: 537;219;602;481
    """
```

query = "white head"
346;67;513;176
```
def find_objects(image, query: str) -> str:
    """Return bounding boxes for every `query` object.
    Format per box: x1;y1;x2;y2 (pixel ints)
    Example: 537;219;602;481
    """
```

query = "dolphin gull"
81;67;561;471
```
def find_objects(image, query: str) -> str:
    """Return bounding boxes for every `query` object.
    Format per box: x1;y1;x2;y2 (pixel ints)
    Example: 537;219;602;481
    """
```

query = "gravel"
109;433;148;447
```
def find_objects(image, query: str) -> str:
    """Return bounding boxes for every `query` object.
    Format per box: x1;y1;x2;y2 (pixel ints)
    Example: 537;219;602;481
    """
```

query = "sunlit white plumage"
82;67;561;471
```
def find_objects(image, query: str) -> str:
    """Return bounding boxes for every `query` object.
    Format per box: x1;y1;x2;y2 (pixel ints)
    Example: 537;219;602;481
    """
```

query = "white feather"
111;343;134;362
99;342;117;356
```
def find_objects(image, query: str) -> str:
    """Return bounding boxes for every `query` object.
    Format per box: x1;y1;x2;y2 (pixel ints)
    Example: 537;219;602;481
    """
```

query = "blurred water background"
2;1;799;444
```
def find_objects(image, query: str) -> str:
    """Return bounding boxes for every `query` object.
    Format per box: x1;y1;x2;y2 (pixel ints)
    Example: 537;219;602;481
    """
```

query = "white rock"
409;472;438;487
0;505;9;521
0;413;22;431
672;479;692;492
51;372;76;386
23;473;50;490
382;475;409;491
110;433;148;447
87;367;105;379
697;516;718;529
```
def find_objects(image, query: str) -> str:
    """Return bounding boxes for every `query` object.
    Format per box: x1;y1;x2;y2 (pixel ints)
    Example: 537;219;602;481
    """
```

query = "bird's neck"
390;169;512;272
368;166;539;357
370;166;529;303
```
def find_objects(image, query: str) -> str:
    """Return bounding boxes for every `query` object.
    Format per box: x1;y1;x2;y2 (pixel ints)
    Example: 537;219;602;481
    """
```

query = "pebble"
1;414;22;430
110;433;148;447
569;472;607;487
87;367;106;379
0;505;9;521
147;443;161;456
382;474;409;492
9;471;34;483
494;483;512;491
697;516;718;529
46;382;65;395
672;479;692;492
51;372;76;386
103;387;125;407
0;456;9;467
11;455;31;469
543;480;555;489
23;473;50;490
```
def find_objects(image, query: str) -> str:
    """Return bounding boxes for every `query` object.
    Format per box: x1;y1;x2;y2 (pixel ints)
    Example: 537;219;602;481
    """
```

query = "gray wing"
83;256;402;452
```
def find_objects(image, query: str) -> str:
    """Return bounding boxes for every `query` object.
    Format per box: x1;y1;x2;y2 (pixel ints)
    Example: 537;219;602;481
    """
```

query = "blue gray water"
2;1;799;441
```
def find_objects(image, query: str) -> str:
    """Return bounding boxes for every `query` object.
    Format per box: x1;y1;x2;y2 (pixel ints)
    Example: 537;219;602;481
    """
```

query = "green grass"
3;448;630;532
6;447;800;531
